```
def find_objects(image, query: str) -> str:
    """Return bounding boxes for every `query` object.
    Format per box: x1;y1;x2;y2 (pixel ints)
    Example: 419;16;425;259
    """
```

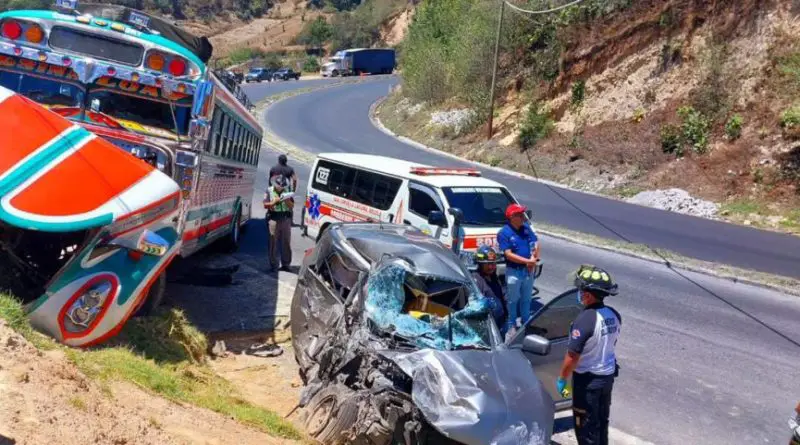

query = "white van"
300;153;530;272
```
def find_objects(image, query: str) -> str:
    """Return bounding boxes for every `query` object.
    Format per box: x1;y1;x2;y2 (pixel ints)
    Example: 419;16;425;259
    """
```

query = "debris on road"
627;188;719;219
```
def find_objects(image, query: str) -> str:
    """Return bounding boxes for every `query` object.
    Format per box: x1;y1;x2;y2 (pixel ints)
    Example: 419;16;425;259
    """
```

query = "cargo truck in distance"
321;48;395;77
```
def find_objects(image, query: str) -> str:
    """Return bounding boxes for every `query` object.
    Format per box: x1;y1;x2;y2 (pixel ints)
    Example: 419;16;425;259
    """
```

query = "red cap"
505;203;527;219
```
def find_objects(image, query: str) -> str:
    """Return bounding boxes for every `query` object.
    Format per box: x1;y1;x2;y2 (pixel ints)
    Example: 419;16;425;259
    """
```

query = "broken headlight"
62;277;116;333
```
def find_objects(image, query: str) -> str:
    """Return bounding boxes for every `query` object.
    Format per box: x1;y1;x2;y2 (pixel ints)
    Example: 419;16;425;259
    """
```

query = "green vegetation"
780;104;800;131
518;102;554;151
571;80;586;106
660;106;711;157
0;295;301;440
660;124;682;156
400;0;634;119
296;16;334;50
725;114;743;140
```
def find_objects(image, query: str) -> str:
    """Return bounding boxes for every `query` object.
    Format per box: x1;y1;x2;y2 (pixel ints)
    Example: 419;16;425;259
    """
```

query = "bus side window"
210;108;222;154
219;113;229;157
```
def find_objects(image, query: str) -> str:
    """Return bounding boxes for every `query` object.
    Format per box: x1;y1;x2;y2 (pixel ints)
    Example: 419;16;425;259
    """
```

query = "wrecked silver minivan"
291;223;581;445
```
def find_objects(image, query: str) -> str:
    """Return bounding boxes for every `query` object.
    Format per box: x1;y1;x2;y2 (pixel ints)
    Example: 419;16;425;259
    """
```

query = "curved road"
258;77;800;445
265;77;800;280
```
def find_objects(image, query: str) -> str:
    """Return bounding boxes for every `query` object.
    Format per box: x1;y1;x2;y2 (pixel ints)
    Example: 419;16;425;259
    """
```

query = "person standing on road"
269;154;298;193
470;245;508;331
497;203;539;337
263;175;294;272
557;265;622;445
789;401;800;445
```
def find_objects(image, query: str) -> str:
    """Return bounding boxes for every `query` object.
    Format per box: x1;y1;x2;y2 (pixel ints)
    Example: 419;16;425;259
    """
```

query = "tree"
299;16;333;50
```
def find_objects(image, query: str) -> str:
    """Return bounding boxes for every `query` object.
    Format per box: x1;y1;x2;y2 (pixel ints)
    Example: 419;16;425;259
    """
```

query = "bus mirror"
188;118;209;142
106;230;169;257
192;80;214;118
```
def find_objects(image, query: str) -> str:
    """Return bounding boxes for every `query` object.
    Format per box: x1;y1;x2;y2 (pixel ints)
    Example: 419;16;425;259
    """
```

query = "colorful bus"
0;1;262;346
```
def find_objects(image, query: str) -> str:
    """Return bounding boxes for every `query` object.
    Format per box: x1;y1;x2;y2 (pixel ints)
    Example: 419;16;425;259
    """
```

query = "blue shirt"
497;222;538;268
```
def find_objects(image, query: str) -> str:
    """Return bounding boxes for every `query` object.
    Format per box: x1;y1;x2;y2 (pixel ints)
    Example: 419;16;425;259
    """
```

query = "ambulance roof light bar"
410;167;481;177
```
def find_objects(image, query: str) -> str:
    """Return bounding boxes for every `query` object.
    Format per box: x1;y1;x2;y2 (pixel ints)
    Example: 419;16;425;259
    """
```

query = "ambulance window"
408;183;443;218
313;160;356;199
372;176;401;210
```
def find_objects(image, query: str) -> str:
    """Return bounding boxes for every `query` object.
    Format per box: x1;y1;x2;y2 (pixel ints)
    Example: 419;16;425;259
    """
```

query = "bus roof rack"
410;167;481;177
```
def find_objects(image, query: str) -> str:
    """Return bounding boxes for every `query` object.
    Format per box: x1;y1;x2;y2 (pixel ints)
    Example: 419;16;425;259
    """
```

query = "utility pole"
487;0;505;140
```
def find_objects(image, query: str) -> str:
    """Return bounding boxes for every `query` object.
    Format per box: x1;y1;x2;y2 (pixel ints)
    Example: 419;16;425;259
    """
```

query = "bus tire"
221;209;242;253
134;272;167;317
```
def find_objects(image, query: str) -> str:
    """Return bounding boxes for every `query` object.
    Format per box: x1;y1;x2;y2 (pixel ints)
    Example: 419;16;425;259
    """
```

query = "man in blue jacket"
497;203;539;336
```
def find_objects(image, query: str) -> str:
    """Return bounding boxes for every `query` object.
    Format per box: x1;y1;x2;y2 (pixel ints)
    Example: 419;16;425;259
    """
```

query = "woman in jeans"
497;204;540;337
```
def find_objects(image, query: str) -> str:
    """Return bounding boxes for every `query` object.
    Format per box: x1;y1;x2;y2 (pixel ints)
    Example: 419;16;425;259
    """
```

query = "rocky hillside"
380;0;800;233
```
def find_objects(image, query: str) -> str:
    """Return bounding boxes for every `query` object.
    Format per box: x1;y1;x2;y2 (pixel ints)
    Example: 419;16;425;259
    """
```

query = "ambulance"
301;153;534;273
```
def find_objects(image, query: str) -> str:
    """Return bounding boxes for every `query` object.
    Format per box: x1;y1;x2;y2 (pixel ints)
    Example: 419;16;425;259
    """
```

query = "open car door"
507;288;583;411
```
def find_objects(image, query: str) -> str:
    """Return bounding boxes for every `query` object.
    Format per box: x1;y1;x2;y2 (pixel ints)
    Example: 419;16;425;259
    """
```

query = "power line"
520;151;800;350
504;0;586;15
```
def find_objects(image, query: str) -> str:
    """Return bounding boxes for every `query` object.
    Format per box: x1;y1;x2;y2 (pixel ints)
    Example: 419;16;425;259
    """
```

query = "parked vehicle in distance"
272;68;300;81
245;67;272;82
291;222;575;445
321;48;395;77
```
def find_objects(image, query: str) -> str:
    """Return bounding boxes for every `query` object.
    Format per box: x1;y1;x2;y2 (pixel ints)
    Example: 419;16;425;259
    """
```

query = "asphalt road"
256;77;800;445
261;77;800;280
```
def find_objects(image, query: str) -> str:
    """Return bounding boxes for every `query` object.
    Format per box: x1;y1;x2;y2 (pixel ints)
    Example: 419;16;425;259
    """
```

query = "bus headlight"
62;279;114;333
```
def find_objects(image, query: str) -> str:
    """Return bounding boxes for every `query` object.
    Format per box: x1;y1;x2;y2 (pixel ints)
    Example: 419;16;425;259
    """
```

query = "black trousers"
572;372;614;445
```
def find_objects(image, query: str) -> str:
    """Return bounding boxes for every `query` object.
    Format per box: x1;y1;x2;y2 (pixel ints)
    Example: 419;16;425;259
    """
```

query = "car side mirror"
107;229;169;257
521;334;551;355
427;210;447;227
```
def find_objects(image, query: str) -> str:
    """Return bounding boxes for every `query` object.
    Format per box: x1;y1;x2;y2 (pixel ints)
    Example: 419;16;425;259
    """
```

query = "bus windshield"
0;71;84;107
87;89;191;135
442;187;516;227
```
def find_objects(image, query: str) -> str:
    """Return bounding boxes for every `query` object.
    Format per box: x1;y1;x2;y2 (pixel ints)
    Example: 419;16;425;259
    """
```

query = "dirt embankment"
381;0;800;233
0;319;299;445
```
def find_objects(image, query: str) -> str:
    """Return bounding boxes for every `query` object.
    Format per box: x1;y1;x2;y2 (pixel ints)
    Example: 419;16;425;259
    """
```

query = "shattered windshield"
0;71;84;107
364;258;499;350
442;187;515;227
87;89;191;135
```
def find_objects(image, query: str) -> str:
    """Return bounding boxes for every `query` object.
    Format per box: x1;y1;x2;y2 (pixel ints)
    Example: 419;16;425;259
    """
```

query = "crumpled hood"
382;348;554;445
0;87;179;233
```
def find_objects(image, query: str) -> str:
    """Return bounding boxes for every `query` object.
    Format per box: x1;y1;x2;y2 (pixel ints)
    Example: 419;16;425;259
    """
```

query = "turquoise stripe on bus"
0;10;206;74
0;126;113;232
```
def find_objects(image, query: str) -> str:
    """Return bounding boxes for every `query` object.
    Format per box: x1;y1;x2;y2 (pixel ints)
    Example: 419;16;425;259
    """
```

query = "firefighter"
471;245;508;331
557;265;621;445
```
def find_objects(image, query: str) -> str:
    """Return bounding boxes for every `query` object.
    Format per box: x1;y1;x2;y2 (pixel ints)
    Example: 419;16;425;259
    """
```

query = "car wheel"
134;272;167;317
303;384;359;445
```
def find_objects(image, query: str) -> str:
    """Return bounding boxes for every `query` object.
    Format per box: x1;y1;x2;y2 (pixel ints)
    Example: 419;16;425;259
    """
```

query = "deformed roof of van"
317;153;506;189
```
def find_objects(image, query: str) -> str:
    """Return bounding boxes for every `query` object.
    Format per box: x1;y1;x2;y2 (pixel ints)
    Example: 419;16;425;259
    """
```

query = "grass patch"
720;199;766;216
69;396;88;411
0;294;56;350
66;347;301;439
0;295;302;441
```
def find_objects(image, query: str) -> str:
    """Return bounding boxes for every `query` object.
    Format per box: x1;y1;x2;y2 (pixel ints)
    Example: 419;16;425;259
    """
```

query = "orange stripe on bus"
11;137;152;216
182;214;233;241
0;95;72;175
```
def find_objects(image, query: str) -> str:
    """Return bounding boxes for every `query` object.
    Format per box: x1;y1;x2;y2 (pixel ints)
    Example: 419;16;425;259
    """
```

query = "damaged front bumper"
0;89;181;346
